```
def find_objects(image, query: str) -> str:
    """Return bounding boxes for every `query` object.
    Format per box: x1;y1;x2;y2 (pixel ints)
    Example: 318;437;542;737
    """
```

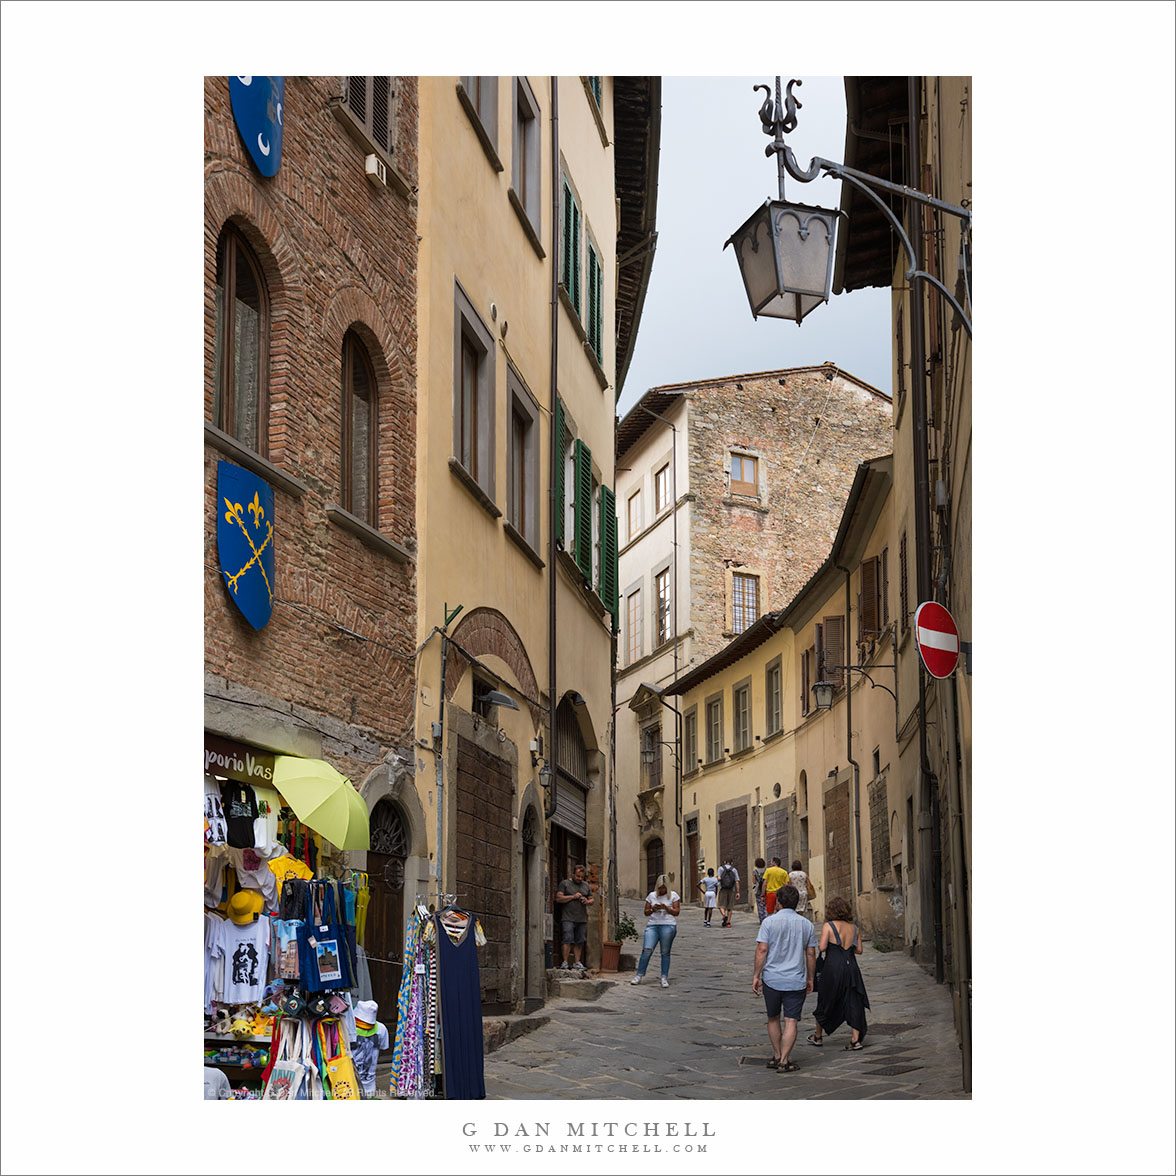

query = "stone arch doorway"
366;797;409;1034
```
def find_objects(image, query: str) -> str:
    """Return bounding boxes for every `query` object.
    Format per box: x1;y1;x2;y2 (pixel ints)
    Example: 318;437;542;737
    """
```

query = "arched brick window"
342;329;378;525
213;224;269;454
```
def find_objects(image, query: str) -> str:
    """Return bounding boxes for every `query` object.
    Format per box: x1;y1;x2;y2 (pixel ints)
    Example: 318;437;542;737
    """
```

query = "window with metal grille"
587;76;602;108
213;224;268;455
729;452;758;496
642;724;663;792
732;680;751;751
342;331;377;526
655;568;671;647
343;76;396;158
732;573;759;634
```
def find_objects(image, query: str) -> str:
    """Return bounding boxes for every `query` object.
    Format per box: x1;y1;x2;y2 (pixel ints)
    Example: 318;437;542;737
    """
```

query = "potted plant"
601;910;639;972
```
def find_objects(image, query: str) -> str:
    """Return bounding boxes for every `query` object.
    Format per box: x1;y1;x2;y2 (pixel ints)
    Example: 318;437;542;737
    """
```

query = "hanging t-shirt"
205;845;233;909
205;912;226;1012
204;776;227;845
217;916;271;1004
221;782;259;849
230;844;282;911
267;854;313;900
252;785;281;853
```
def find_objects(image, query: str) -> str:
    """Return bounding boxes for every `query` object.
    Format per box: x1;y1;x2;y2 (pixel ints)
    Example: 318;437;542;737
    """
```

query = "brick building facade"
203;76;420;1025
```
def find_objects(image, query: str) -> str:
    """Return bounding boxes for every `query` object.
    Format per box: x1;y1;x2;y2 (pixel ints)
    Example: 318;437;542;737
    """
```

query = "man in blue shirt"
751;884;818;1073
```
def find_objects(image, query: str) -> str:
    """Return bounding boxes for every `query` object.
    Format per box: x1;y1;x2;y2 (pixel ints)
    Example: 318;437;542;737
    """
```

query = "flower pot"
600;940;621;972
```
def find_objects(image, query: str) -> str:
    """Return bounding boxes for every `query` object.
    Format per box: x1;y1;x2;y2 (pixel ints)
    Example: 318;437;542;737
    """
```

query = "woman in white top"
630;874;681;988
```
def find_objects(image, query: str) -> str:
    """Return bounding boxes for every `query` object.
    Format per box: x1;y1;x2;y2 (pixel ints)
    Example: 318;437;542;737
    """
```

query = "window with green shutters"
573;438;593;579
587;76;602;108
586;241;603;362
561;178;581;314
554;397;566;547
600;484;618;620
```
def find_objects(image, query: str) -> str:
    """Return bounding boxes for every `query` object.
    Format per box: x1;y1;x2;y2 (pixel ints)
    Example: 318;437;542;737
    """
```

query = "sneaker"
630;974;643;985
559;961;569;970
660;977;669;988
571;961;585;973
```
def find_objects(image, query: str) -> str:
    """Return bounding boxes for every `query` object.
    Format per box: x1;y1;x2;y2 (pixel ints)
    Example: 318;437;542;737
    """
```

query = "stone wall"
686;366;892;662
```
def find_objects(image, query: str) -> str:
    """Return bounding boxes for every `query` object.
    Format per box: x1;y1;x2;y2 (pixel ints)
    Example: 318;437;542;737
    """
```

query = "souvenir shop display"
389;896;487;1100
204;752;375;1099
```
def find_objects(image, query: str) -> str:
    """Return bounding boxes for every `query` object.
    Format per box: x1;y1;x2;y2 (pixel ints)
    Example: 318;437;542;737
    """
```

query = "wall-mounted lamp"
476;689;519;711
530;736;543;768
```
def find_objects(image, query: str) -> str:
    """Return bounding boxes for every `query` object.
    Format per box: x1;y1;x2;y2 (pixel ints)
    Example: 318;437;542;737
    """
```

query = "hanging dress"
435;911;485;1100
813;921;870;1041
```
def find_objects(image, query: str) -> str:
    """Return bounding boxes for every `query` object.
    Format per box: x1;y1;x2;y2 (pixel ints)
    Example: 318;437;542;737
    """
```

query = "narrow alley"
484;899;968;1100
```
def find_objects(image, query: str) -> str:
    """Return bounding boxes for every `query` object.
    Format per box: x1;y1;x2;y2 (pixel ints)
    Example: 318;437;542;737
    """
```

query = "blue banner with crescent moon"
229;76;284;177
217;461;275;630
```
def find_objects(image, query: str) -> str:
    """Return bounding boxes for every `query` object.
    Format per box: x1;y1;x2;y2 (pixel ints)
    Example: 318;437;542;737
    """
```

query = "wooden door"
823;781;852;904
717;804;749;898
366;798;407;1036
645;838;663;895
686;832;700;901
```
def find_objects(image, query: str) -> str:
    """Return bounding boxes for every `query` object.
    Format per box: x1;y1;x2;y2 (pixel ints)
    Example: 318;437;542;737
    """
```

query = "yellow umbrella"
272;756;370;850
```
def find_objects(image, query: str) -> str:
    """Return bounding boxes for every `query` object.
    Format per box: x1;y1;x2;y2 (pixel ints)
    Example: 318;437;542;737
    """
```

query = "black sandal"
779;1061;800;1073
766;1058;781;1069
807;1033;823;1047
844;1041;864;1051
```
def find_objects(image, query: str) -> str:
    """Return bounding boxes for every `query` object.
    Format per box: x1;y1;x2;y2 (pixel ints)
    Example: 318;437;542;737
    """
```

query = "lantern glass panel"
773;204;835;298
728;203;781;316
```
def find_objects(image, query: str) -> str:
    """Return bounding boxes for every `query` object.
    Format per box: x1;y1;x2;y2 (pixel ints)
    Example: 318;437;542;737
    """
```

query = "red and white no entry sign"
914;601;960;679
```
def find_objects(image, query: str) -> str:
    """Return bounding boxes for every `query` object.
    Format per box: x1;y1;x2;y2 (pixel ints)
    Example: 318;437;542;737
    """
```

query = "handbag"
296;881;355;992
806;876;816;901
263;1018;309;1101
318;1019;361;1100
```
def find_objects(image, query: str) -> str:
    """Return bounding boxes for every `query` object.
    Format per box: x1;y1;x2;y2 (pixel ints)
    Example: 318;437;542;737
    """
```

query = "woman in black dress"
808;895;870;1050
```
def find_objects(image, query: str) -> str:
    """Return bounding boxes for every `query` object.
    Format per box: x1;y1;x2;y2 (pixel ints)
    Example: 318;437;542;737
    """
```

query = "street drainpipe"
545;75;560;823
836;561;863;897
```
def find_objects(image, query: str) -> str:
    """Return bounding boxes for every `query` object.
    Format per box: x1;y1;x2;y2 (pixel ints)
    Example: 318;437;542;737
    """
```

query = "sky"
619;75;893;416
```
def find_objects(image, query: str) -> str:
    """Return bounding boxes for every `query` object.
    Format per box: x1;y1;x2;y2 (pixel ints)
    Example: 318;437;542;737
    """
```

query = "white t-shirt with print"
217;916;271;1004
645;891;681;926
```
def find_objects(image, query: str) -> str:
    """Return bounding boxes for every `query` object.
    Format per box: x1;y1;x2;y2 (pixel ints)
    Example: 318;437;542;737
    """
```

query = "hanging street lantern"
725;78;838;325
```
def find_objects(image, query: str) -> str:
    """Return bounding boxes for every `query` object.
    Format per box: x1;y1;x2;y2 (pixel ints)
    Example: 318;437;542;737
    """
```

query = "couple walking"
752;886;870;1073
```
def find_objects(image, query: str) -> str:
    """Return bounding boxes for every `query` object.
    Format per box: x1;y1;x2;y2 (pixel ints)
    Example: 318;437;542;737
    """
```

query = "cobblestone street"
484;899;968;1100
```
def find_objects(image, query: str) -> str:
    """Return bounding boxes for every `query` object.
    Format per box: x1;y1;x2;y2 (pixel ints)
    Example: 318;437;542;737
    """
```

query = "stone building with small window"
614;365;891;898
203;76;421;1028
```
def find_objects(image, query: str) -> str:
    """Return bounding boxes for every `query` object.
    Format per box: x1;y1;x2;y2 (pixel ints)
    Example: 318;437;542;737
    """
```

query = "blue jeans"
636;923;677;978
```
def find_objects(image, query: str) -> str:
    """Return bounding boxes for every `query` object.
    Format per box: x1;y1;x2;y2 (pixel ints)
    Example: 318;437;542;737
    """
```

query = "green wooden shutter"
600;484;618;620
586;242;598;355
571;199;581;314
594;250;603;360
554;396;566;547
562;181;573;292
573;438;592;580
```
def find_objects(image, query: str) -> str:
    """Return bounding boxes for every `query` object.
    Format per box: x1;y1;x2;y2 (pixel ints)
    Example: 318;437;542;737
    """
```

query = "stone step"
483;1011;551;1054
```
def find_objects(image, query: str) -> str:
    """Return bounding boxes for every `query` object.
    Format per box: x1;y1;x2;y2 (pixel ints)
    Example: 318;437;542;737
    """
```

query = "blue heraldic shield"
217;461;275;630
229;76;284;178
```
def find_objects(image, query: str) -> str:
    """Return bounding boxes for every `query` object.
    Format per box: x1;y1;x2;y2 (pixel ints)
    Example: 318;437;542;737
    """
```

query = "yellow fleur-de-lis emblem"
248;492;265;529
224;499;245;527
